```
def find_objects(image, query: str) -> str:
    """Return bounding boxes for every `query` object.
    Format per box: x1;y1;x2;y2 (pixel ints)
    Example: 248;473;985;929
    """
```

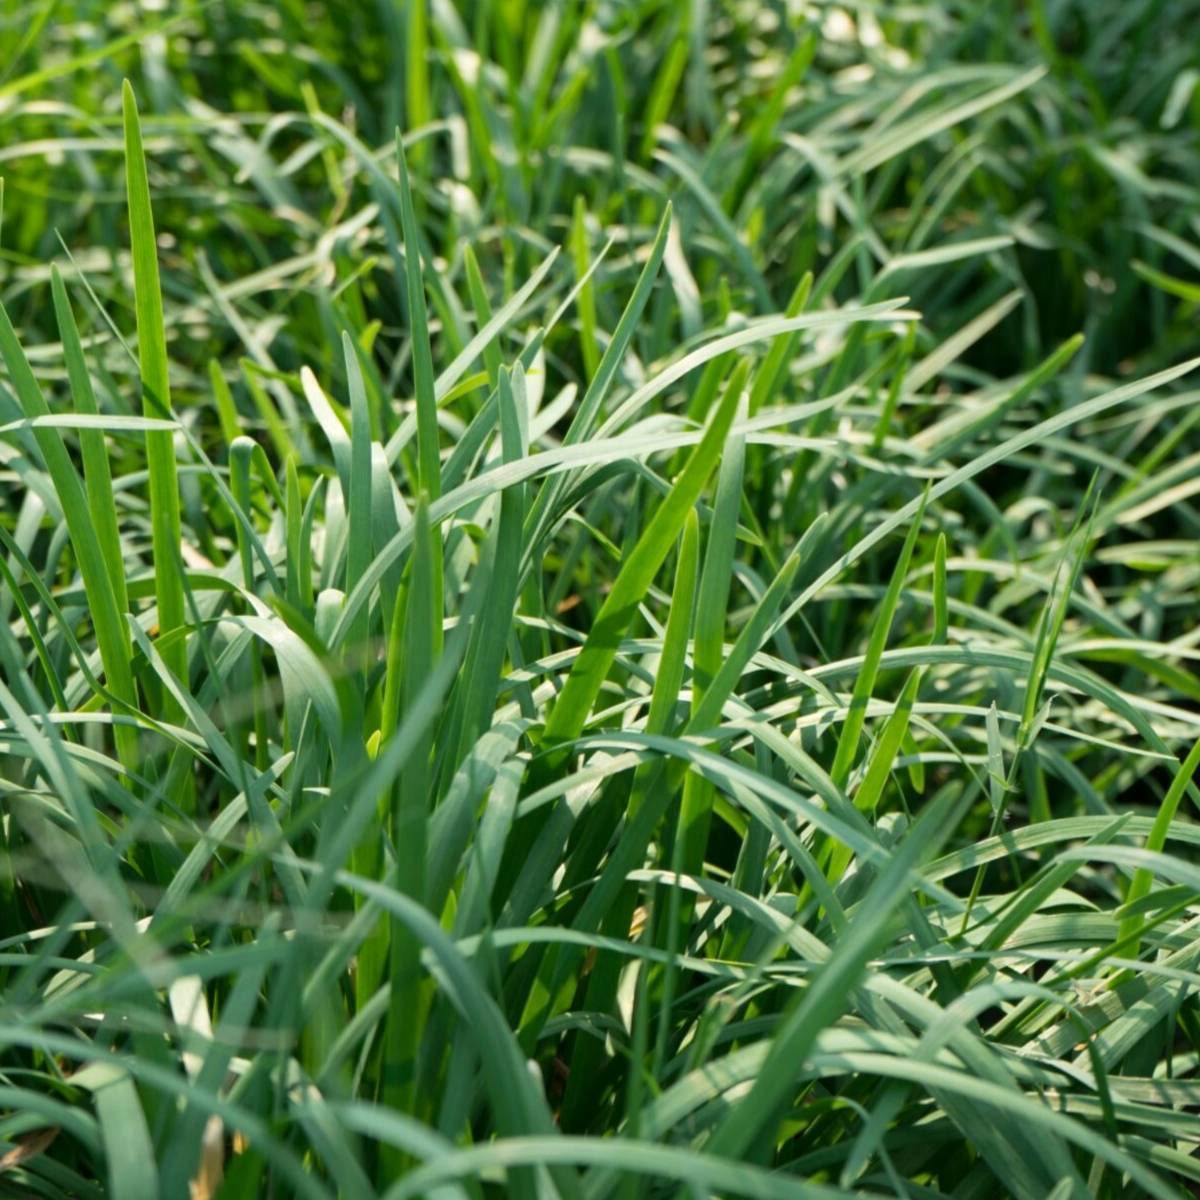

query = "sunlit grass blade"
829;487;929;789
706;786;966;1161
540;350;742;753
51;266;128;616
0;297;139;768
123;80;187;726
1118;733;1200;955
672;361;749;920
381;496;438;1136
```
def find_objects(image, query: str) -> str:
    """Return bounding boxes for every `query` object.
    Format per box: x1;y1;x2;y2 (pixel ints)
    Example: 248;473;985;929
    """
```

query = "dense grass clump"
4;2;1200;1197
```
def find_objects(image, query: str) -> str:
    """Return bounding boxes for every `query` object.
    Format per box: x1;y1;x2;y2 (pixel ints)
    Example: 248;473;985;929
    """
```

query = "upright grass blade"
0;299;139;769
1118;734;1200;955
343;331;374;654
747;272;812;416
539;351;743;755
395;130;443;669
208;358;240;447
829;486;929;789
395;130;441;504
493;340;745;960
932;531;948;644
570;195;600;382
554;510;701;1118
1020;488;1098;748
524;511;824;1061
462;243;502;389
445;364;528;776
405;1;430;170
123;81;186;724
51;267;127;616
522;205;672;553
672;361;749;916
381;497;438;1134
77;1064;158;1200
850;667;923;816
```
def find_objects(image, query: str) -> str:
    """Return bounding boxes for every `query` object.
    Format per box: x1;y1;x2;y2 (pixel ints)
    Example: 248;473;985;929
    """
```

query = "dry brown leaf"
0;1127;58;1174
630;905;648;939
188;1115;225;1200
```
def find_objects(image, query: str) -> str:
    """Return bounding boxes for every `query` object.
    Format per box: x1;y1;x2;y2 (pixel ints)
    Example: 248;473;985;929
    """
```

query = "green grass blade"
343;331;374;652
0;299;139;769
706;786;966;1161
123;80;187;721
540;353;742;751
1118;733;1200;954
78;1064;159;1200
395;129;441;501
829;487;928;788
50;266;128;616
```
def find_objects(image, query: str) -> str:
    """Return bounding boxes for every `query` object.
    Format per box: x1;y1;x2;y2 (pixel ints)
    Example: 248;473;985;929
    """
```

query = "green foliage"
2;2;1200;1198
